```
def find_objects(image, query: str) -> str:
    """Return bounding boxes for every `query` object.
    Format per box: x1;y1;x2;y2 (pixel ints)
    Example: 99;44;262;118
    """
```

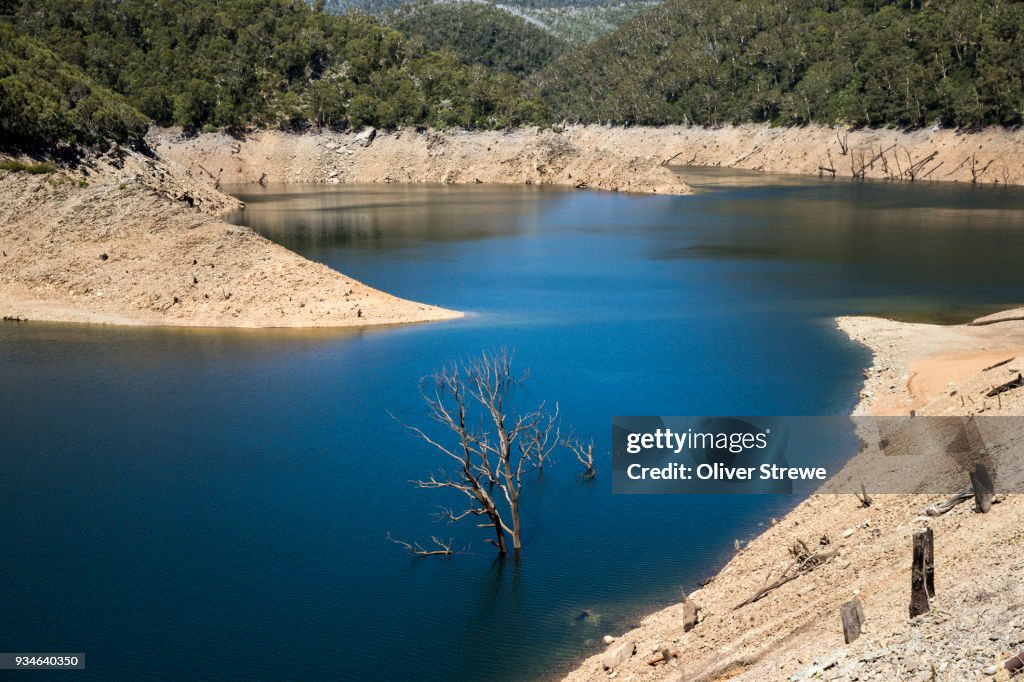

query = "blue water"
2;171;1023;680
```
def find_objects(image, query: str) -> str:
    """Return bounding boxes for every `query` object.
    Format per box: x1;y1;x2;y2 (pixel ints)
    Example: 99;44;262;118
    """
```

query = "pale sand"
0;149;460;328
838;310;1024;416
561;310;1024;682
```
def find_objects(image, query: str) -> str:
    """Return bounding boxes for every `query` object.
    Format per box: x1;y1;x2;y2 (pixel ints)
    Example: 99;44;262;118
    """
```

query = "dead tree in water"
397;349;561;556
563;432;597;480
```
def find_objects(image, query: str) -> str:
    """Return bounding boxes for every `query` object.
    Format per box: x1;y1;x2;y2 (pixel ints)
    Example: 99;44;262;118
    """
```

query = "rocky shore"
150;126;693;195
152;123;1024;193
561;310;1024;682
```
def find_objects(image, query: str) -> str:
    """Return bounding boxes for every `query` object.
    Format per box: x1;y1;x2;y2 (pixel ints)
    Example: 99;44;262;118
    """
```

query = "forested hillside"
4;0;546;140
3;0;1024;152
326;0;650;45
533;0;1024;128
0;24;147;149
388;1;566;75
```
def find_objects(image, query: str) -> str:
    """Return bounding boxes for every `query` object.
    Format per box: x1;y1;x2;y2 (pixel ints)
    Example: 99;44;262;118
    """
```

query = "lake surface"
3;171;1024;680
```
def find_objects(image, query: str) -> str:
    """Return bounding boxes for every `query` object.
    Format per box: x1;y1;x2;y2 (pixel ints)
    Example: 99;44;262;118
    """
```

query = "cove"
2;170;1024;680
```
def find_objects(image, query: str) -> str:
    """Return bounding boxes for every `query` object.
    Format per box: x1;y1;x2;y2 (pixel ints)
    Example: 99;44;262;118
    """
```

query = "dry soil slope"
0;150;460;328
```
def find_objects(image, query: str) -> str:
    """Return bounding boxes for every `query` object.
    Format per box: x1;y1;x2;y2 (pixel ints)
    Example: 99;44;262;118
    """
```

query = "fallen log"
734;545;838;609
986;373;1023;398
647;649;680;666
982;357;1014;372
923;486;974;516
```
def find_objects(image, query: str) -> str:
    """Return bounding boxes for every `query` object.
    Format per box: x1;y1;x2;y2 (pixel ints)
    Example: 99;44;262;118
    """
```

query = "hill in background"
325;0;655;44
388;1;567;76
533;0;1024;129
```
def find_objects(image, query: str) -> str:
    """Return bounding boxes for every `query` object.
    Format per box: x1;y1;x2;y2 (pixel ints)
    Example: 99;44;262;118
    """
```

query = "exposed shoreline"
154;123;1024;190
5;122;1023;329
149;125;693;195
561;310;1024;681
0;149;461;328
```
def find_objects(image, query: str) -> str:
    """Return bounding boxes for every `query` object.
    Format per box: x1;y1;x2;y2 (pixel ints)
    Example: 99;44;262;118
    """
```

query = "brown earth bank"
0;149;460;327
153;123;1024;190
150;125;693;194
561;311;1024;682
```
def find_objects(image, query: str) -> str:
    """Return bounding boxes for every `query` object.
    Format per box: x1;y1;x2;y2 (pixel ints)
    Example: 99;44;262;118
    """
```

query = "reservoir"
2;171;1024;680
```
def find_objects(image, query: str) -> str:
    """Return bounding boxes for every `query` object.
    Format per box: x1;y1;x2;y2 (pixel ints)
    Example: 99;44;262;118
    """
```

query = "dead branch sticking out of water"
386;532;461;557
563;431;596;480
734;540;837;609
819;149;836;177
970;154;994;183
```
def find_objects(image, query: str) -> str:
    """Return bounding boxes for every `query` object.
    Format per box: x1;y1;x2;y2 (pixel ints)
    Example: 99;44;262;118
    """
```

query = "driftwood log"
735;540;837;609
924;486;974;516
986;373;1023;397
646;649;680;666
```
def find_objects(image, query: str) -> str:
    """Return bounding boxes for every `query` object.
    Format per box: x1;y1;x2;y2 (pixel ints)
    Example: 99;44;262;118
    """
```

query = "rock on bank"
0;149;460;328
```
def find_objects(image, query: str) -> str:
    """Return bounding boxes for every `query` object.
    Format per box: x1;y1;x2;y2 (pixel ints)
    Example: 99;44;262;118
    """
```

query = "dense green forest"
328;0;651;45
0;24;148;149
2;0;1024;153
533;0;1024;128
3;0;546;144
388;1;566;76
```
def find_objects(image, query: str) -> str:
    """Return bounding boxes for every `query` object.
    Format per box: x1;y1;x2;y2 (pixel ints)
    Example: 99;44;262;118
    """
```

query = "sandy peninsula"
562;310;1024;682
0;148;460;328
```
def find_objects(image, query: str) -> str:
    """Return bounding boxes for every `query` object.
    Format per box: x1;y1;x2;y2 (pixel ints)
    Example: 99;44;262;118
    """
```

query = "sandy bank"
575;123;1024;186
561;310;1024;682
838;311;1024;416
154;123;1024;194
0;149;460;328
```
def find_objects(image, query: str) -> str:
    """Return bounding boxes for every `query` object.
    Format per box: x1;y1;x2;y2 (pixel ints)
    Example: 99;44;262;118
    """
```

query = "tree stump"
840;598;864;643
970;463;994;513
910;528;934;618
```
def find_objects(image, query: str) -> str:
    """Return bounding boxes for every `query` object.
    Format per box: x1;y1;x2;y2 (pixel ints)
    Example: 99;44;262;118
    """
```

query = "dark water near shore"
3;171;1024;680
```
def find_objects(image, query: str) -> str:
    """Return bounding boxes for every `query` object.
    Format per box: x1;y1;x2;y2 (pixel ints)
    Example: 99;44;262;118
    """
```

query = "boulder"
682;599;700;632
601;639;636;670
355;127;376;148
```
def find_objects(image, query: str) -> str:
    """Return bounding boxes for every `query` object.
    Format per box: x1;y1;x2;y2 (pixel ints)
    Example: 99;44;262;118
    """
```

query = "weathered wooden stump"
970;463;994;513
840;598;864;643
910;528;934;618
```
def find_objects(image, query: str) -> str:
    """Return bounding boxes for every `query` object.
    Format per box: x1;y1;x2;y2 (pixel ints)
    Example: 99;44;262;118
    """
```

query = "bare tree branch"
386;532;462;557
563;430;597;480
